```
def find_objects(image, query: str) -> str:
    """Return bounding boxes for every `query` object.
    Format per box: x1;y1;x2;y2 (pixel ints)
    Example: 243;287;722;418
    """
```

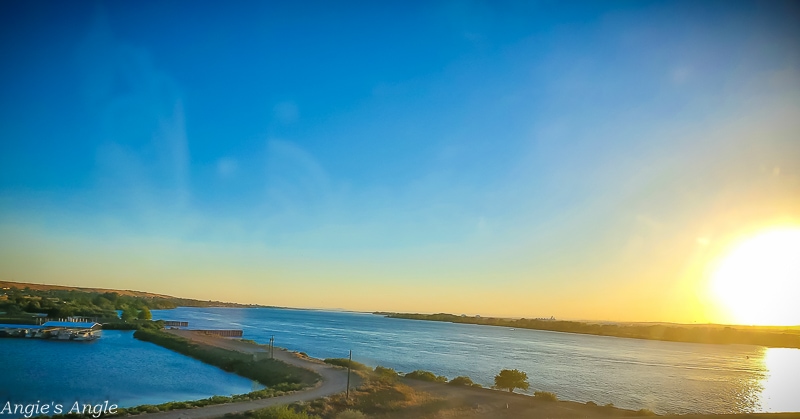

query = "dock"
191;329;243;338
0;320;102;341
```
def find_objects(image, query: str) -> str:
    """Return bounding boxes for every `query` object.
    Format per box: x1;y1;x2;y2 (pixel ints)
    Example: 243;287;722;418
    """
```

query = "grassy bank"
383;313;800;348
113;382;305;416
133;329;320;387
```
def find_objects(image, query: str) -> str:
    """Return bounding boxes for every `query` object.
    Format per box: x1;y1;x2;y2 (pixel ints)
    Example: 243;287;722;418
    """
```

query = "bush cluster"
404;370;447;382
447;376;481;387
323;358;370;371
534;391;558;402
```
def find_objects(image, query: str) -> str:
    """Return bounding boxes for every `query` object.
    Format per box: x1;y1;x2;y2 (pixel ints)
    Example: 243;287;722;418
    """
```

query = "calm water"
0;330;260;417
151;307;800;414
2;309;798;415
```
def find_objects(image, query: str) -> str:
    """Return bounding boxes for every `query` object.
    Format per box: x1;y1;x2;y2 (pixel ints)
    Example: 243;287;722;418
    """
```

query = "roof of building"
42;321;101;329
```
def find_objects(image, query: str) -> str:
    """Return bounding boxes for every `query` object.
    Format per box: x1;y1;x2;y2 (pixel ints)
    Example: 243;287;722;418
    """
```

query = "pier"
192;329;243;338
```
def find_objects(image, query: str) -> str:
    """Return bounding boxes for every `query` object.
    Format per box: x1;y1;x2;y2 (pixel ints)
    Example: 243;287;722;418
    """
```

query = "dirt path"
135;330;356;419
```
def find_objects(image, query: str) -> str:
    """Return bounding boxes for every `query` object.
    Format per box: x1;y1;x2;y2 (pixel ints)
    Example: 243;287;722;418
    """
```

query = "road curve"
135;330;355;419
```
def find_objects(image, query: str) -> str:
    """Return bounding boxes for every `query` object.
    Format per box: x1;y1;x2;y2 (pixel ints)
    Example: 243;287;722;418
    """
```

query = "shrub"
324;358;370;371
335;410;367;419
448;376;476;386
246;406;319;419
404;370;447;382
142;405;160;413
534;391;558;402
373;366;399;383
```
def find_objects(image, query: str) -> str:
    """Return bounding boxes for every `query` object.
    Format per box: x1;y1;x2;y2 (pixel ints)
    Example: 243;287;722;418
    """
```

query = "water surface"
153;307;799;414
0;330;260;416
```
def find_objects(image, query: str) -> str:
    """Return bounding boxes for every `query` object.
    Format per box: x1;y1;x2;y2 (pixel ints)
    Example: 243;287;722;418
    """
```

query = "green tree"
494;369;529;393
121;306;138;322
138;306;152;320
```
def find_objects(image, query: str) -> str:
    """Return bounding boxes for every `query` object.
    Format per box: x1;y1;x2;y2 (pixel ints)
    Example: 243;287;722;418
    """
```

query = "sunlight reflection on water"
760;348;800;412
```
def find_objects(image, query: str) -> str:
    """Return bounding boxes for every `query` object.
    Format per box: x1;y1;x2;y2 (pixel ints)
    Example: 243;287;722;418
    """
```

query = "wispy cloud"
217;157;239;178
77;8;191;217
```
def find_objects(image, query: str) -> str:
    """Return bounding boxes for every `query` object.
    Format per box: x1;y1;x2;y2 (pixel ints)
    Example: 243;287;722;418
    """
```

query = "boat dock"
0;321;102;341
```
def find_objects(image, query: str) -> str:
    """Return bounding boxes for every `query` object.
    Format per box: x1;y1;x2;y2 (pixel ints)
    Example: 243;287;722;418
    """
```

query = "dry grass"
292;380;453;419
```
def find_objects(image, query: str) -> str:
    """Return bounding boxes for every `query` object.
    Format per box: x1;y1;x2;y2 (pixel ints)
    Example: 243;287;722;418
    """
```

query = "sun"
710;228;800;326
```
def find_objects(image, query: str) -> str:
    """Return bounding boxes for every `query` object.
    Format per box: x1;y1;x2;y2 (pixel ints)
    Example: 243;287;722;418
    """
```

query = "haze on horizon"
1;1;798;325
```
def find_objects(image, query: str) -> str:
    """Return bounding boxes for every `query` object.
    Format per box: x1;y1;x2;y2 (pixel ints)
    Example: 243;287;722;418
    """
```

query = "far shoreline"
379;312;800;349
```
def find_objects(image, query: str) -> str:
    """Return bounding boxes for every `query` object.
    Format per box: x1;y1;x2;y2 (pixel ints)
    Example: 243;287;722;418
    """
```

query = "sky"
1;1;798;324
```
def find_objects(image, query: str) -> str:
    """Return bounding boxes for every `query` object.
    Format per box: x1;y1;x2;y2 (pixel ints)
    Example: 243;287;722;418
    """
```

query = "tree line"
0;285;267;323
384;312;800;348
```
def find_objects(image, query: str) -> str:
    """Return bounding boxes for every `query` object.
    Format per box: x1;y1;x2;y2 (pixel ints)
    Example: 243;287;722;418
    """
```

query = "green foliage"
404;370;447;382
114;384;304;417
534;391;558;401
0;282;265;326
373;366;399;384
324;358;370;371
494;369;529;393
137;306;152;320
134;329;319;387
243;406;319;419
121;307;138;322
102;319;164;330
448;376;476;386
334;410;367;419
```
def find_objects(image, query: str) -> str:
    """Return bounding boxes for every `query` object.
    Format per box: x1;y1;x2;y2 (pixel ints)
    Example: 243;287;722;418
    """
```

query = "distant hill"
0;280;172;299
0;280;263;308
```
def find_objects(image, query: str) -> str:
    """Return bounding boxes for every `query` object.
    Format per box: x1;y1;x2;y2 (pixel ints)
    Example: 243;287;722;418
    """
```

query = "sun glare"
711;228;800;326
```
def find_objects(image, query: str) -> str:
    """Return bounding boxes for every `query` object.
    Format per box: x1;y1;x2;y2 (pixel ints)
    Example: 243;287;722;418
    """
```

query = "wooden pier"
193;329;243;338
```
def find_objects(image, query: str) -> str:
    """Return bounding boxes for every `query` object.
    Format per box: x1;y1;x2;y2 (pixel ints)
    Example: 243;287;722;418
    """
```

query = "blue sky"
1;1;798;322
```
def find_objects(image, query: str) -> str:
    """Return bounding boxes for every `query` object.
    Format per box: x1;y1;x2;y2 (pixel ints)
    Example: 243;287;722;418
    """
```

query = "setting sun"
711;228;800;326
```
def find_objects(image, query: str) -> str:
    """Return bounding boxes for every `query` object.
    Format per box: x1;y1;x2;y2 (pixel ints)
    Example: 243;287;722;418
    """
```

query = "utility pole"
269;335;275;359
346;349;352;399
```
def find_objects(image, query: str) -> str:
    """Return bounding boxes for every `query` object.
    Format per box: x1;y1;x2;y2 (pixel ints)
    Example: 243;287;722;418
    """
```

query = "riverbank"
120;330;352;419
382;313;800;348
140;332;656;419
